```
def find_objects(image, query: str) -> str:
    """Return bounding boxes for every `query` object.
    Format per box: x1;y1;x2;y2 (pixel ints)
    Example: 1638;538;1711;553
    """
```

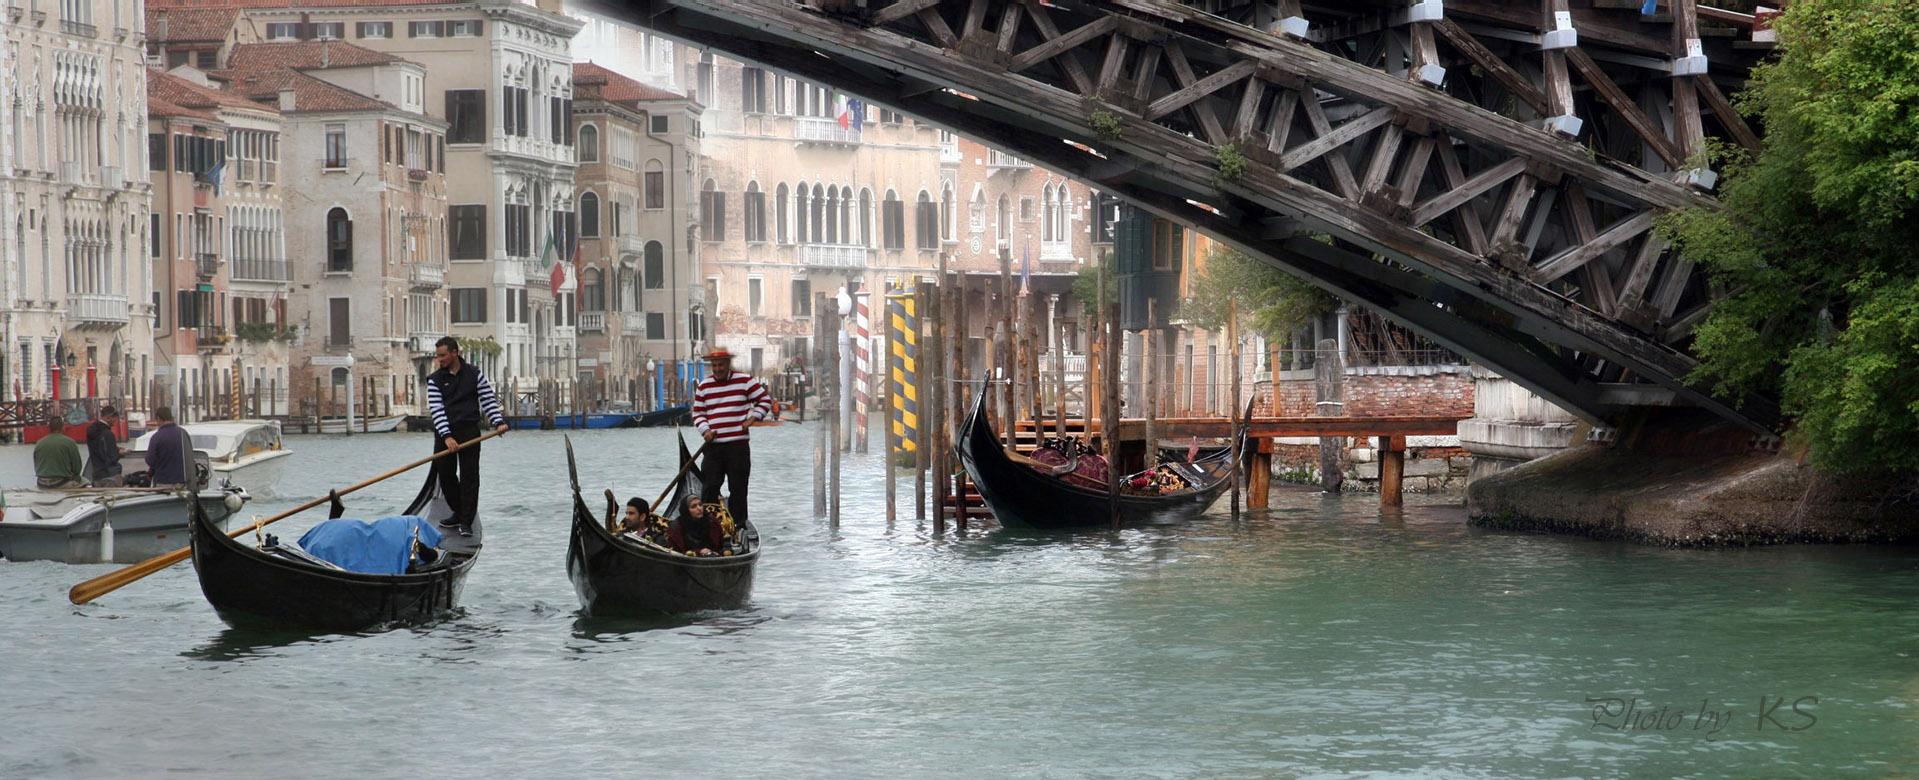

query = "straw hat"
703;348;735;362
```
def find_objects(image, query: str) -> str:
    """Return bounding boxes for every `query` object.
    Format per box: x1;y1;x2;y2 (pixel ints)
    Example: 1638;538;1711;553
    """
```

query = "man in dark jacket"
425;336;508;535
85;406;126;487
143;406;190;488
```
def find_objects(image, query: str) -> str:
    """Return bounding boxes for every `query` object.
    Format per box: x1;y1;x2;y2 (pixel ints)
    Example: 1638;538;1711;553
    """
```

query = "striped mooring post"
854;291;871;452
886;287;919;458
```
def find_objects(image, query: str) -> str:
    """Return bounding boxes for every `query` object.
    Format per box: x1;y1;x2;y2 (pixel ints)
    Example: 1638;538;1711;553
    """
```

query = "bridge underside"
590;0;1781;433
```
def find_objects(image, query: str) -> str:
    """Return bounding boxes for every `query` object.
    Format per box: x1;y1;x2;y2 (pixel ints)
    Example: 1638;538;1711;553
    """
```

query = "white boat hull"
315;415;406;434
0;489;249;564
210;449;293;500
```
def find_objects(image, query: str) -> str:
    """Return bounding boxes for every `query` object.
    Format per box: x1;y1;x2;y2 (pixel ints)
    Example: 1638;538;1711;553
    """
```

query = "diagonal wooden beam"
1097;30;1131;95
1017;0;1096;95
873;0;941;26
1433;137;1490;253
1410;155;1525;227
1563;48;1684;168
1361;120;1406;196
1162;40;1230;145
996;3;1022;55
1231;72;1266;139
918;6;959;48
1533;210;1655;283
1132;43;1161;104
961;0;989;39
1694;76;1762;155
1146;59;1255;121
1487;173;1542;263
1264;90;1298;155
1431;19;1551;116
1278;105;1394;173
1394;136;1437;208
1008;15;1115;75
1614;234;1667;312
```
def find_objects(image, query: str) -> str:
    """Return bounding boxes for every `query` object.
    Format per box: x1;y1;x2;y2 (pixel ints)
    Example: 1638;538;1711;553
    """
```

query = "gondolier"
691;348;773;524
426;336;508;536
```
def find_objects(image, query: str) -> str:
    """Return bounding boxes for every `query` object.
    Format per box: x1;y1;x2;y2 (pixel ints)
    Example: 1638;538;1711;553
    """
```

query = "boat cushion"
1028;447;1110;490
297;515;443;575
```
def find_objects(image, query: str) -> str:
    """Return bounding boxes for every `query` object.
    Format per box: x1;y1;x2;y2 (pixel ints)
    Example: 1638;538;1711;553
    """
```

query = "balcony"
407;168;430;182
195;253;221;281
65;294;129;328
407;263;445;289
799;243;868;269
579;311;606;333
794;117;861;145
100;165;122;191
59;161;83;186
620;311;647;335
523;259;549;287
232;258;290;282
618;234;646;256
60;19;96;36
198;326;232;351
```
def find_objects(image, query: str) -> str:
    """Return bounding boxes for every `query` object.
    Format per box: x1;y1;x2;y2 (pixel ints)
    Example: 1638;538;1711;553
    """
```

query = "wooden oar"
67;428;508;605
652;439;712;515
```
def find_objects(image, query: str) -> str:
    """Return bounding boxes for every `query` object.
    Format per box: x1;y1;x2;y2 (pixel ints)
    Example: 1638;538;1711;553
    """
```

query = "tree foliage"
1663;0;1919;473
1072;250;1117;311
1180;245;1331;337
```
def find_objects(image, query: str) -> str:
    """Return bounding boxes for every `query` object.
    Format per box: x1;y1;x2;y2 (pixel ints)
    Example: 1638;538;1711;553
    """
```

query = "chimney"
278;88;296;111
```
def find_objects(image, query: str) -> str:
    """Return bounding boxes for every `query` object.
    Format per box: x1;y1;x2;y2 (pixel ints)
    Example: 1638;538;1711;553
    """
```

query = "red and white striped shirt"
691;372;773;443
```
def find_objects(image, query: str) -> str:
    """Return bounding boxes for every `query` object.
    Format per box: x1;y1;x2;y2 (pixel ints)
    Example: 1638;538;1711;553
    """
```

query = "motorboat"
132;420;293;499
314;414;407;434
0;484;250;563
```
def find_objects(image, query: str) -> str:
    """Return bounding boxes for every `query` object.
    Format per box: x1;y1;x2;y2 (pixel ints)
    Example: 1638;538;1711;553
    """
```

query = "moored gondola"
956;384;1237;529
633;404;691;428
565;436;759;615
188;472;480;630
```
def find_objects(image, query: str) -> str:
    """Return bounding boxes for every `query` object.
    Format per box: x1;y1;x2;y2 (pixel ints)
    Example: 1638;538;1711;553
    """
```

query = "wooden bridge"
588;0;1780;435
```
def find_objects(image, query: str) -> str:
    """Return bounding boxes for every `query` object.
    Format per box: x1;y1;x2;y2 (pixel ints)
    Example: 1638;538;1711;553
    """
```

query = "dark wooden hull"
565;436;759;615
633;405;691;428
189;474;479;631
957;387;1235;529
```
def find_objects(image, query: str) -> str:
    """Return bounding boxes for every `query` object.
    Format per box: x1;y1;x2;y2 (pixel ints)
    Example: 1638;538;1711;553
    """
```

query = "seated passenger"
670;493;727;556
618;497;671;547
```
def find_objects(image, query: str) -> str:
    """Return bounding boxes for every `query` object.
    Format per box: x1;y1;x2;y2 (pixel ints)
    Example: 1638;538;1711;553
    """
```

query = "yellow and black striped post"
887;288;919;457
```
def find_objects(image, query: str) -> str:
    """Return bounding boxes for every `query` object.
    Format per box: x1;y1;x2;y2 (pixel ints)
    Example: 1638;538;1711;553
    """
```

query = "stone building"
146;67;287;421
150;0;585;404
569;62;700;406
217;40;448;417
3;0;156;408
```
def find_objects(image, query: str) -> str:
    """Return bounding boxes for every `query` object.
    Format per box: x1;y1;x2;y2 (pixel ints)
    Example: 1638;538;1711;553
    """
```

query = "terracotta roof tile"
573;62;684;104
148;96;220;121
144;6;241;43
149;67;279;116
217;68;394;113
227;41;411;70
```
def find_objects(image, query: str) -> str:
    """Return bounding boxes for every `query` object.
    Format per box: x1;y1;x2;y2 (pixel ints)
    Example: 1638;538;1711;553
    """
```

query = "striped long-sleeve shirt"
691;372;773;443
427;362;506;439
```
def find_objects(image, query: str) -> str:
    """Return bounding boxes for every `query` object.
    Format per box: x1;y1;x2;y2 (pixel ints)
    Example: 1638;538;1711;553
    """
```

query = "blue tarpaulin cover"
297;516;442;575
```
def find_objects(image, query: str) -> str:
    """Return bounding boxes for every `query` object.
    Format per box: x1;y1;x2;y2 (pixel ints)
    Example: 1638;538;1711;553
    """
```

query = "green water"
3;426;1915;778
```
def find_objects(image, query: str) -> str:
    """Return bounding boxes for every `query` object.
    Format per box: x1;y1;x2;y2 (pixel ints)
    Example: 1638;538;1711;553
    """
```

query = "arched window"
577;124;599;162
775;183;790;244
744;181;766;242
970;187;986;232
858;188;873;247
794;184;809;245
915;190;937;250
582;266;604;311
1041;185;1055;243
326;207;352;272
810;184;826;244
940;181;956;243
643;159;665;209
699;179;724;242
579;192;600;237
644;240;665;289
824;185;838;244
839;186;853;245
996;194;1011;243
882;189;904;250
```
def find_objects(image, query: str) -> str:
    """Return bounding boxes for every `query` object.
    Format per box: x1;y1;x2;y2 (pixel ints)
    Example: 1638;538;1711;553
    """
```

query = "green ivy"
1213;144;1247;184
1089;109;1123;142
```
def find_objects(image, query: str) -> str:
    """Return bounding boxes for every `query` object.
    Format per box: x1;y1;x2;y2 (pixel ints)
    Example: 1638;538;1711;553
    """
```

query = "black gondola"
956;383;1238;529
633;404;692;428
565;436;759;615
188;472;480;630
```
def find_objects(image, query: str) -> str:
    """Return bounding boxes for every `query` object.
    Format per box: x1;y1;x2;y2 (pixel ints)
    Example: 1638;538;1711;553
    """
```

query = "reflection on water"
3;426;1917;779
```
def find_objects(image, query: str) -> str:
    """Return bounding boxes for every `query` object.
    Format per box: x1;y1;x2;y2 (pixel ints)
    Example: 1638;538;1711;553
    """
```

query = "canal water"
2;424;1915;778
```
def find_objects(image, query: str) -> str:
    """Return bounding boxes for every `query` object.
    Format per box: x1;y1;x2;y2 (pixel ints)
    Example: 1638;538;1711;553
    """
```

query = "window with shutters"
579;192;600;238
449;205;485;259
326;208;352;272
915;191;937;250
445;90;485;144
882;191;904;250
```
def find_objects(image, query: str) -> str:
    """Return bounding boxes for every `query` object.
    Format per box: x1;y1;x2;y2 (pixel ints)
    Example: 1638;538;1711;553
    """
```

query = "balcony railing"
618;234;646;256
579;311;606;333
100;165;122;191
794;117;861;145
195;253;221;280
59;160;83;185
620;311;647;334
60;19;94;36
799;243;868;269
232;257;290;282
407;263;444;289
198;326;232;350
65;294;129;327
523;259;549;286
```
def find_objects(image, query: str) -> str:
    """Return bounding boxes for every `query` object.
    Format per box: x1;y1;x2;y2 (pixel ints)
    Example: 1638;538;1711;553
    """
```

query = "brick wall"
1268;365;1472;417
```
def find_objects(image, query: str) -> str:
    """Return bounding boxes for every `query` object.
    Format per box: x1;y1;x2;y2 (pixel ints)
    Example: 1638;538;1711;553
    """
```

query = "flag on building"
207;157;226;196
539;230;556;268
1020;236;1032;296
552;238;577;290
835;95;851;129
847;99;865;131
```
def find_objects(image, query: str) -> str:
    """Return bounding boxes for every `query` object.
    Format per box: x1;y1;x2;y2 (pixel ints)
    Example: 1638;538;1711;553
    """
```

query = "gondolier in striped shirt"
691;348;774;524
426;336;509;536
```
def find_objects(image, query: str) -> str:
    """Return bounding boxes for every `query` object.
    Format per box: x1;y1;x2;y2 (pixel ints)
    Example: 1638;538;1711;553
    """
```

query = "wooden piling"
1315;338;1345;492
948;272;968;530
827;292;842;529
884;283;897;526
1103;301;1123;530
929;269;948;533
1229;299;1242;520
1144;299;1158;469
997;248;1014;447
1379;435;1405;507
814;292;829;517
915;279;932;523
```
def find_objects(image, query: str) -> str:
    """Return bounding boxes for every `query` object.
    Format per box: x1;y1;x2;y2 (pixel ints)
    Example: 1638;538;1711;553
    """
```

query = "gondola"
188;471;480;630
956;383;1238;529
564;435;759;615
633;404;691;428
